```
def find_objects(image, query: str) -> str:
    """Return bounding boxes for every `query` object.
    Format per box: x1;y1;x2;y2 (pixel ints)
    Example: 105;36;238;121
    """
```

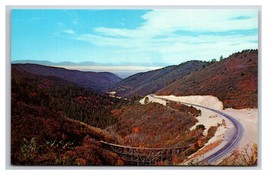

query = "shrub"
20;137;37;161
219;144;258;166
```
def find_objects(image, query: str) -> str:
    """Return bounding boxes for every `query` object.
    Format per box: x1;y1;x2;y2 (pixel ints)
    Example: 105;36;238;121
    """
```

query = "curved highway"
150;95;243;164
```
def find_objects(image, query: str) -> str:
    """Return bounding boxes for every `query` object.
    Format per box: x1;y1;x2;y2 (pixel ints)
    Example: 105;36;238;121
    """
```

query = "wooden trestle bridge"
100;141;190;165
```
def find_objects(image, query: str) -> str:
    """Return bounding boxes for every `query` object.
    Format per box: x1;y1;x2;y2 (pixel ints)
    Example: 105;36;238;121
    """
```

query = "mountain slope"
11;66;125;165
157;50;258;109
12;63;122;92
11;65;123;129
111;61;207;98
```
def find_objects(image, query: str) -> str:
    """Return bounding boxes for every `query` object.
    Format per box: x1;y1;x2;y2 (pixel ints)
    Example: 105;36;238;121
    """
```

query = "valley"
11;49;258;166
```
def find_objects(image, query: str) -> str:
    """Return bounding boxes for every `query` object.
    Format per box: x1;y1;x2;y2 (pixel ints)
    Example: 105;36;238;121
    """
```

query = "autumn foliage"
11;65;124;129
11;49;255;166
157;49;258;109
219;144;258;166
11;66;125;165
109;102;202;149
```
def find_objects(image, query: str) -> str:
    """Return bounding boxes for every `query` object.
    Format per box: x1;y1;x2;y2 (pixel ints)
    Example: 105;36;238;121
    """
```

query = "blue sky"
11;9;258;68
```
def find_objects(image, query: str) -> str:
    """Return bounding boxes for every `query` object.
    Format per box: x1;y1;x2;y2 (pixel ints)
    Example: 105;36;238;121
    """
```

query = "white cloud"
63;29;75;35
71;9;258;63
92;9;257;38
141;9;258;32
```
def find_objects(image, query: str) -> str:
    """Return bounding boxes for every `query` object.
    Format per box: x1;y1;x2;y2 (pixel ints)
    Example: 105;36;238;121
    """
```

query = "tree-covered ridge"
11;66;126;165
157;49;258;109
12;66;126;129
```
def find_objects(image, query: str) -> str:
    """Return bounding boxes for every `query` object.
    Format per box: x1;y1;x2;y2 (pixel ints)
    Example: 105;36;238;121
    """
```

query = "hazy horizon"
11;46;257;78
12;9;258;69
11;59;166;78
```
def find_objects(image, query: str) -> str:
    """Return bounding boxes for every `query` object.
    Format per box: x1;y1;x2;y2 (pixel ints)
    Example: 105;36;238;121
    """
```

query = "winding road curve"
151;95;243;164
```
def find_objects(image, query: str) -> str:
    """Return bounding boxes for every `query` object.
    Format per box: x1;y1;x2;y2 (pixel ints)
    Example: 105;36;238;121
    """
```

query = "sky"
11;9;258;76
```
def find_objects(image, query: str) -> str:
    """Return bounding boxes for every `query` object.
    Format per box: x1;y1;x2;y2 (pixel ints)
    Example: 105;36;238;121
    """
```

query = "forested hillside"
157;50;258;109
13;63;122;92
11;66;126;165
111;61;207;98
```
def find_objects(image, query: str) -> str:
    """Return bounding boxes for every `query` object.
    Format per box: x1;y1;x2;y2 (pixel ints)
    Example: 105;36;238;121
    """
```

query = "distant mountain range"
12;60;169;78
12;60;168;67
12;63;122;92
